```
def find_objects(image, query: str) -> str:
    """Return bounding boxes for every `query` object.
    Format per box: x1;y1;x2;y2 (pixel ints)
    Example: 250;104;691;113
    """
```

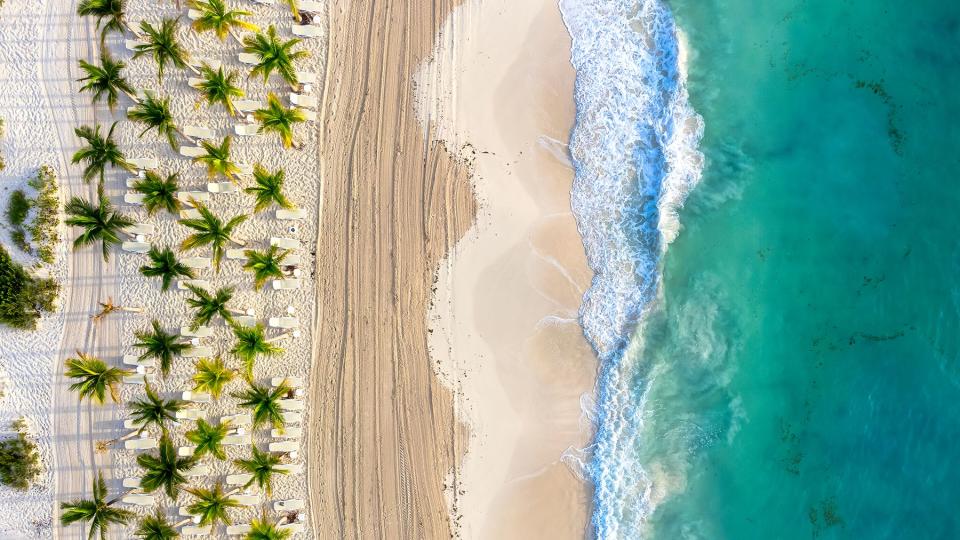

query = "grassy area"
0;244;59;330
0;418;42;491
4;166;61;264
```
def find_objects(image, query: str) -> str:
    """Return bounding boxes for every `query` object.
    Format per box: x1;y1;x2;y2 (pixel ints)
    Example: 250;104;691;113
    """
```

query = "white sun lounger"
226;524;252;535
188;57;221;70
122;477;142;488
122;494;155;506
181;325;213;338
124;39;146;51
271;427;302;439
222;434;248;446
181;526;213;536
234;494;260;506
292;25;323;38
124;437;158;450
290;93;318;109
208;181;238;194
237;163;254;175
182;257;212;269
226;473;253;486
234;315;257;327
126;222;155;235
278;399;305;411
179;208;202;219
178;446;196;457
270;237;299;249
184;465;210;477
178;506;197;517
177;191;210;204
235;99;262;113
182;391;212;403
300;109;317;121
185;126;215;139
251;0;275;4
226;248;248;260
234;123;260;136
179;146;207;158
272;278;301;290
128;157;159;170
124;177;138;188
175;409;205;420
274;499;305;512
276;463;303;474
187;8;202;19
123;192;145;205
123;354;154;367
281;411;303;424
272;376;305;388
279;523;305;534
182;346;213;358
178;279;212;291
123;374;157;385
283;253;302;266
221;413;252;426
276;208;305;220
238;53;260;65
121;241;150;253
187;77;205;89
299;0;323;11
268;316;300;329
297;71;318;84
269;441;299;453
123;418;144;430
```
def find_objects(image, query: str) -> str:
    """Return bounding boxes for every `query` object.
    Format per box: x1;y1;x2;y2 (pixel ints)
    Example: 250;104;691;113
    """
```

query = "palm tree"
234;381;289;429
192;356;236;399
65;351;130;404
179;202;247;270
186;285;247;329
246;516;292;540
134;320;192;376
60;471;134;540
128;92;191;150
141;245;194;291
193;137;241;180
91;297;144;322
231;323;284;379
189;0;259;42
194;64;245;116
138;436;196;499
243;26;308;87
131;171;181;215
245;165;294;212
72;123;130;184
186;418;229;460
78;52;136;110
243;246;291;290
135;510;180;540
134;18;197;81
281;0;301;24
128;384;185;434
185;483;240;527
234;446;288;496
77;0;135;44
65;187;135;261
254;93;306;149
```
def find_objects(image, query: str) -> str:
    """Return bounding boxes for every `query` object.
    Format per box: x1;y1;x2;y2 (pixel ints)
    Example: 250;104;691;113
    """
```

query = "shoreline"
419;0;598;537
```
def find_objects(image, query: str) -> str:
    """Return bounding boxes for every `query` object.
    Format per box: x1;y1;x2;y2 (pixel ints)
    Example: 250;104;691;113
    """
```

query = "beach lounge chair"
182;391;212;403
122;494;155;506
208;181;238;194
185;126;216;139
270;237;300;249
272;376;305;388
126;222;155;236
122;477;142;488
177;279;212;291
274;499;305;512
187;57;221;70
123;192;145;205
284;253;303;266
124;39;146;52
123;354;154;367
276;463;303;474
226;473;254;486
281;411;303;424
177;191;211;204
297;72;318;84
182;257;212;270
180;325;213;338
268;317;300;329
292;24;323;38
239;53;260;65
278;399;305;411
279;523;305;534
123;373;157;385
124;436;159;450
223;434;248;446
269;441;299;453
187;8;202;19
179;146;207;158
290;93;319;109
272;278;301;290
235;123;261;136
221;413;252;426
121;241;150;253
178;446;196;457
271;427;303;439
180;526;213;536
184;465;210;477
128;157;159;170
234;315;257;327
179;208;202;219
124;177;138;188
226;248;248;261
123;418;144;430
234;494;260;506
251;0;274;4
276;208;306;220
187;77;205;89
178;506;197;517
182;346;213;358
176;409;205;421
237;163;254;175
299;0;323;11
235;99;262;113
226;524;253;535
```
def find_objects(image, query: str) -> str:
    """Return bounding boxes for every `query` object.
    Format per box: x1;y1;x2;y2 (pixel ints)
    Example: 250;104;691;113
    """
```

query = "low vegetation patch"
0;244;59;330
4;166;61;264
0;418;42;491
0;118;6;171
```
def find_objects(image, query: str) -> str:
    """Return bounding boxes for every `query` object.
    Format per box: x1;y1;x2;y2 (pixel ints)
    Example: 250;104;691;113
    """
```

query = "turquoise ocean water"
564;0;960;538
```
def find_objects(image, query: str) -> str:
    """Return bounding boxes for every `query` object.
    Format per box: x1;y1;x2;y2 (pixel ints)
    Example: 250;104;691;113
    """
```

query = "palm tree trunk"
266;332;293;344
174;518;194;527
227;308;251;317
229;236;246;247
175;126;197;145
123;89;141;105
106;489;138;506
229;28;245;46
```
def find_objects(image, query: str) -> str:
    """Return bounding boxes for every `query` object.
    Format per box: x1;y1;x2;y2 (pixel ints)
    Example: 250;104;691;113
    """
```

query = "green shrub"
10;229;28;253
0;245;59;330
6;190;32;227
0;418;41;490
25;166;60;264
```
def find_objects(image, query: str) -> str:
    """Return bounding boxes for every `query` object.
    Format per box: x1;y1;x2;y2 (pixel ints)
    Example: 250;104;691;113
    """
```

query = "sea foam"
559;0;703;536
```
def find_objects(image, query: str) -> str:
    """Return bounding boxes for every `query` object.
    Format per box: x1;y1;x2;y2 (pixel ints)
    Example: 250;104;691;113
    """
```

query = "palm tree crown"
246;516;293;540
282;0;301;24
234;446;288;496
186;418;230;460
137;435;196;499
132;170;181;215
78;52;135;110
254;92;306;148
65;187;135;261
185;483;240;527
243;26;308;86
134;18;192;81
195;65;244;116
72;123;130;184
234;381;290;429
192;356;236;399
186;285;237;329
243;246;291;290
65;351;130;405
141;245;195;291
246;165;294;212
231;323;283;379
134;319;192;376
189;0;259;41
194;136;241;180
179;201;247;270
77;0;131;44
135;510;180;540
127;92;181;150
60;471;134;540
128;384;185;434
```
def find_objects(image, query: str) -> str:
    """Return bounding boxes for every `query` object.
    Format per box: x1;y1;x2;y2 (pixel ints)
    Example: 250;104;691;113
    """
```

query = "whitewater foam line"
559;0;703;536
